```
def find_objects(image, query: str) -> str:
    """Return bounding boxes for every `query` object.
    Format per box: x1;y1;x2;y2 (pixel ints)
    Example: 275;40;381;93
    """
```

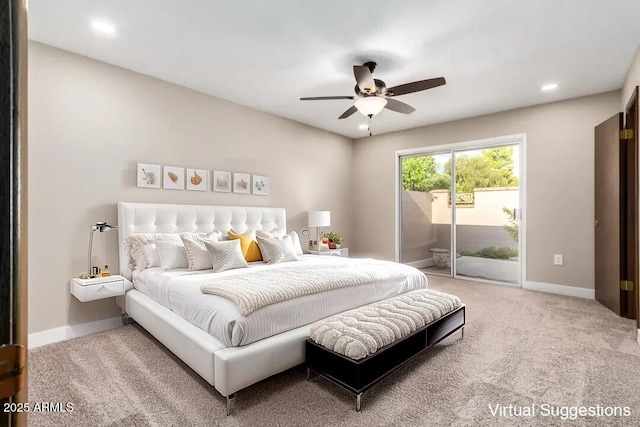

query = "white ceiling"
29;0;640;139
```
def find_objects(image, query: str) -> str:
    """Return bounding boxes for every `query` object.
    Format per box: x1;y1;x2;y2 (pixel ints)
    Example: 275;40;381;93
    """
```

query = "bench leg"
356;393;362;412
306;367;319;381
226;393;235;416
461;327;464;339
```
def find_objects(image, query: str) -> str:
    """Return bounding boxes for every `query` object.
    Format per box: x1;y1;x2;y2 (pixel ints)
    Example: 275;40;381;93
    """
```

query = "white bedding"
133;255;428;347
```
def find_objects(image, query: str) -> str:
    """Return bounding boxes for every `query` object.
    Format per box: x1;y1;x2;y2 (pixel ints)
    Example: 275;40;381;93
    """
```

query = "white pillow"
155;240;189;270
142;244;161;268
203;239;248;272
256;235;298;264
181;234;219;270
287;231;304;256
256;227;286;239
125;233;182;271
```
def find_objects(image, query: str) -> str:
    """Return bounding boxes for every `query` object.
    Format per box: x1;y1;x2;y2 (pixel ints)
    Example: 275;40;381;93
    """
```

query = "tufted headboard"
117;202;286;280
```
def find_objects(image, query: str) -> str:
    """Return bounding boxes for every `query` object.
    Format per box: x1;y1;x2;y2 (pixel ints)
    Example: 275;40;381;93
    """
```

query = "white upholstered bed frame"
115;202;312;413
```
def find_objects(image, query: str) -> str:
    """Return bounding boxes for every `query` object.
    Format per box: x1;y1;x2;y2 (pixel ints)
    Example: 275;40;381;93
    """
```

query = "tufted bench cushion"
305;289;465;411
309;289;462;360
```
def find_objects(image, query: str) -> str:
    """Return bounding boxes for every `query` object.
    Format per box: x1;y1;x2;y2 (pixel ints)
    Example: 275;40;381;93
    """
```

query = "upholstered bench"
305;289;465;411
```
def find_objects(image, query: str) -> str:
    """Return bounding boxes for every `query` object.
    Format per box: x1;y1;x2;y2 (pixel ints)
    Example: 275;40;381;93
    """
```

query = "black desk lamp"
88;222;120;277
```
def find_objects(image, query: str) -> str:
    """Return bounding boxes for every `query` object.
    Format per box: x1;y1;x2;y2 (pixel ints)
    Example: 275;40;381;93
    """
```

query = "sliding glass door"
453;145;520;284
398;138;523;286
400;153;453;276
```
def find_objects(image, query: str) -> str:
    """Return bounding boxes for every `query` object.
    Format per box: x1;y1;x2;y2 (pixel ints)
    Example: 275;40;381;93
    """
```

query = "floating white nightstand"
308;248;349;257
70;275;132;302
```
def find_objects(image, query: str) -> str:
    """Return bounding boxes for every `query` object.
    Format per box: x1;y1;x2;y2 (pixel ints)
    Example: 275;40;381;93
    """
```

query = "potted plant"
323;232;343;249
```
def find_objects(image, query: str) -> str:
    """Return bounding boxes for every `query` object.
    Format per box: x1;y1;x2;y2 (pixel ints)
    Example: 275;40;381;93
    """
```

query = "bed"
115;202;428;414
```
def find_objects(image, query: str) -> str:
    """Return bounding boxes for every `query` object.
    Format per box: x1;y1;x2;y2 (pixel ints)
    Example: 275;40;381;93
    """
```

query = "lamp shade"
308;211;331;227
355;97;387;117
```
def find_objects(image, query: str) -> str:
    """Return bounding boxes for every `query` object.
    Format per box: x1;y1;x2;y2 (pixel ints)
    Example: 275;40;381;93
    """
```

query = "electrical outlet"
554;254;563;266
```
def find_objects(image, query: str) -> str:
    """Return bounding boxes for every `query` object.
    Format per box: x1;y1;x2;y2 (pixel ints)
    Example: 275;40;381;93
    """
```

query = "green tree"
502;207;518;242
445;147;518;193
402;156;451;192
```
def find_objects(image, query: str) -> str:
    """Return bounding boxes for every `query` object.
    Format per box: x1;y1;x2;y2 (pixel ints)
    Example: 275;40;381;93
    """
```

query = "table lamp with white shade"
308;211;330;251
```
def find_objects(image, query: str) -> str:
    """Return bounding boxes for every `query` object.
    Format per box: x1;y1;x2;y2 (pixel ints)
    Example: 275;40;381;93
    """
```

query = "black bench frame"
305;305;465;411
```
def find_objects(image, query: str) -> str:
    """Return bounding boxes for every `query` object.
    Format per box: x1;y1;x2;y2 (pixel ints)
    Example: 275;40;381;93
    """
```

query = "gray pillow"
256;235;298;264
203;239;248;272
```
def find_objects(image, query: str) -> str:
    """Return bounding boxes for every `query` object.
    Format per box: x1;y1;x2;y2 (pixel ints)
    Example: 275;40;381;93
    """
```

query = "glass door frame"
395;133;527;288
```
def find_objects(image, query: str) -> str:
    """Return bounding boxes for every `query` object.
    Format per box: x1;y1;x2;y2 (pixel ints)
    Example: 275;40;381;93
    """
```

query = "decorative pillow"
203;239;248;273
125;233;182;271
228;231;262;262
256;235;298;264
155;240;189;270
142;243;161;268
255;230;304;257
181;234;220;270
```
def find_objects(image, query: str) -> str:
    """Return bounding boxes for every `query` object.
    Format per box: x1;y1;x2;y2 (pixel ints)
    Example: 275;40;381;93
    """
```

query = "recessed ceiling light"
541;83;559;92
359;124;369;130
91;21;116;34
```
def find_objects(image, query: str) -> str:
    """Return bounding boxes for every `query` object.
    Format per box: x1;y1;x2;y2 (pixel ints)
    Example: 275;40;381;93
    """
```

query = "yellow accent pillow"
228;231;263;262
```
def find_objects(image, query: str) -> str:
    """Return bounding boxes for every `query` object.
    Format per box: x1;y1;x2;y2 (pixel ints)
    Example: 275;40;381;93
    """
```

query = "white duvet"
133;255;428;347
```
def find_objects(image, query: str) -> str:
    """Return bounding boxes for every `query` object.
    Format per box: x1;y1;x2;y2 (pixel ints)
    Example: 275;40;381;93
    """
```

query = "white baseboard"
405;258;435;269
28;316;122;349
523;281;595;299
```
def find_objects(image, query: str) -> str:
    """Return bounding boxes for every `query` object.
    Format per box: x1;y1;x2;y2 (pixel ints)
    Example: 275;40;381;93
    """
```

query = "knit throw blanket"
309;289;462;360
200;260;424;316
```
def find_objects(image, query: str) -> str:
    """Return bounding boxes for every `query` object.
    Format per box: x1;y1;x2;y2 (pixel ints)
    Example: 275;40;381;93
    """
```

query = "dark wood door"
595;113;624;315
1;1;28;426
624;87;639;322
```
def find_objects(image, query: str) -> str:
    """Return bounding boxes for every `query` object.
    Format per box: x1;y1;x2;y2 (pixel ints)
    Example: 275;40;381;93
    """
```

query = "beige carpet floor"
28;276;640;426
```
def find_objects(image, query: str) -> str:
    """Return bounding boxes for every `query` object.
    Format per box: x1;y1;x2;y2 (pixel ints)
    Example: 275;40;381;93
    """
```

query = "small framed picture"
163;166;184;190
137;163;161;189
213;171;231;192
252;175;270;196
233;173;251;194
186;168;208;191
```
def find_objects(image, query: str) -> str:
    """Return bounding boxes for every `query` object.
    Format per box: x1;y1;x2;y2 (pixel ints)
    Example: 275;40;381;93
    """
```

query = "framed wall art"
252;175;270;196
186;168;208;191
163;166;184;190
137;163;161;189
233;172;251;194
213;171;231;192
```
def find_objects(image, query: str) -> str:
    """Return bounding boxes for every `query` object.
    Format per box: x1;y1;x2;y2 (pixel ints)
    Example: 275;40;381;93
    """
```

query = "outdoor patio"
420;255;518;284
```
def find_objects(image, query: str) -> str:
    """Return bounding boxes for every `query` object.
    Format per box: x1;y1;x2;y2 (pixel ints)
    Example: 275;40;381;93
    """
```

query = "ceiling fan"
300;61;446;122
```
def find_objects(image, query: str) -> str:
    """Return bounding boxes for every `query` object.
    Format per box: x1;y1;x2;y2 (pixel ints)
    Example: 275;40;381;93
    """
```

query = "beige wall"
622;45;639;109
352;91;621;289
28;42;353;333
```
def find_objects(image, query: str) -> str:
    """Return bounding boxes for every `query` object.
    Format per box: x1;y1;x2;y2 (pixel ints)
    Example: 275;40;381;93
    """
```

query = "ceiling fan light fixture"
355;97;387;117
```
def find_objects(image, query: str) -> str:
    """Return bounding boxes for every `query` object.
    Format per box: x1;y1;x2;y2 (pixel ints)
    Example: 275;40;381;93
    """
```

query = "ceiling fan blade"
338;105;358;119
387;77;446;96
353;65;376;93
384;98;416;114
300;96;356;101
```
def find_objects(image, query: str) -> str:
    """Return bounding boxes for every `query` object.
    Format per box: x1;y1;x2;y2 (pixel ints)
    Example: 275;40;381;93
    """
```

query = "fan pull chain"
368;115;372;137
